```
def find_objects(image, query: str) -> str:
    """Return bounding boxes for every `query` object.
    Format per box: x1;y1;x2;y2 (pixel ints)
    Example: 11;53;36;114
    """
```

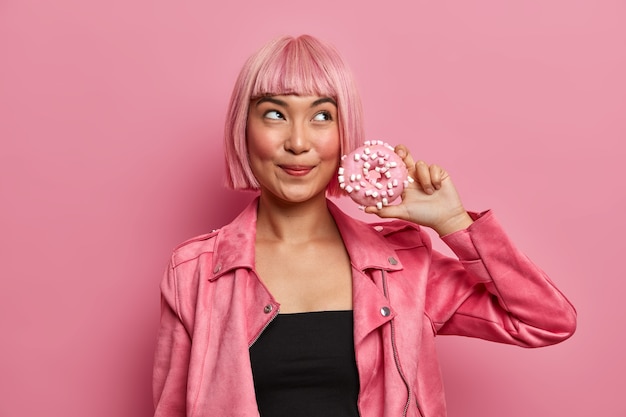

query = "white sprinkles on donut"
339;140;412;209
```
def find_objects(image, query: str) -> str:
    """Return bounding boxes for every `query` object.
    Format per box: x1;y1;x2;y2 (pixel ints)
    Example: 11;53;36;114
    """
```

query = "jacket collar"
210;197;404;280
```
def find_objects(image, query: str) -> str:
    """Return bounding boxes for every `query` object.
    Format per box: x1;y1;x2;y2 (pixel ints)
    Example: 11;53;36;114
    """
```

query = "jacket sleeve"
152;261;190;417
424;210;577;347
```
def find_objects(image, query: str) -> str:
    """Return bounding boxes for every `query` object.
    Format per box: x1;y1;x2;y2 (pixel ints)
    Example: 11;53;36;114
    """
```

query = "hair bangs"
250;39;337;100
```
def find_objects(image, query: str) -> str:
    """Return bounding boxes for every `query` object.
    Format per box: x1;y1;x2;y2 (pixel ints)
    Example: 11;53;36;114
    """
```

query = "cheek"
249;142;276;166
246;124;273;162
318;130;341;160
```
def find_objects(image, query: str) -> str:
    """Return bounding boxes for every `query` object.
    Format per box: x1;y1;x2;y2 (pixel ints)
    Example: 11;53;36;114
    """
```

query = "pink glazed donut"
338;140;412;209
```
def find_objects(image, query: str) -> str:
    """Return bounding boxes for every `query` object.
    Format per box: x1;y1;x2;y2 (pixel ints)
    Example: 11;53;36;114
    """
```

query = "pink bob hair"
223;34;364;196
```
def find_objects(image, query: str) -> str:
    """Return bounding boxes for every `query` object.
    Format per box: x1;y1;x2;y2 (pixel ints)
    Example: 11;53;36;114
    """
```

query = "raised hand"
364;144;474;236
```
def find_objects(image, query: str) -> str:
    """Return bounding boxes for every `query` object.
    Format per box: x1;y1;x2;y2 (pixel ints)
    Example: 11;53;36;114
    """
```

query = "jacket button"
388;257;398;265
213;264;221;273
380;306;391;317
263;305;273;314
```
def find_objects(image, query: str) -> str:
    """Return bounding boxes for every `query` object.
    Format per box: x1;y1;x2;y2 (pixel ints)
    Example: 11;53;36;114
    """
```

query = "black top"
249;310;360;417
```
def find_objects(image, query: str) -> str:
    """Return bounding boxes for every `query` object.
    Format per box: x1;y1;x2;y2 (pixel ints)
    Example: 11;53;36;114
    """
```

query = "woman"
153;35;576;417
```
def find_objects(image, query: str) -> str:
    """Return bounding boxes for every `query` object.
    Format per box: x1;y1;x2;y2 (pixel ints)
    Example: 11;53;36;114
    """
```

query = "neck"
256;193;337;243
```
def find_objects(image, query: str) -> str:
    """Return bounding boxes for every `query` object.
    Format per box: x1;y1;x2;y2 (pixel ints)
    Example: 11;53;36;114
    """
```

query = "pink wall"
1;0;624;416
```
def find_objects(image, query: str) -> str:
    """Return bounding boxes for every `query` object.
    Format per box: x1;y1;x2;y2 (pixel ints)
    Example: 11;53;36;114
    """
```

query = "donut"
338;140;412;209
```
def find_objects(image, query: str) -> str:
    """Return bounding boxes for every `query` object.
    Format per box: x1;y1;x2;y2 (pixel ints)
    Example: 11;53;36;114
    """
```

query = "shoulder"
368;219;431;250
170;229;221;269
328;200;431;251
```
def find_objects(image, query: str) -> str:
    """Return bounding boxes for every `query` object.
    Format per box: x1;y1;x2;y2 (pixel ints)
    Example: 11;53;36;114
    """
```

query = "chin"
276;189;327;204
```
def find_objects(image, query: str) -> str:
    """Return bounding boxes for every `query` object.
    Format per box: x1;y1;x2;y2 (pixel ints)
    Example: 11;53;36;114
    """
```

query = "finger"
364;203;409;220
394;144;416;174
414;160;435;194
429;164;444;190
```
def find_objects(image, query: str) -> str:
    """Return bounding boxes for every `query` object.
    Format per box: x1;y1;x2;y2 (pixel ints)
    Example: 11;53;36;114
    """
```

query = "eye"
264;110;284;120
313;111;332;121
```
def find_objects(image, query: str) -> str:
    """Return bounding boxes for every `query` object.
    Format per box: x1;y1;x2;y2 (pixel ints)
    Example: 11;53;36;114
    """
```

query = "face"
246;94;340;205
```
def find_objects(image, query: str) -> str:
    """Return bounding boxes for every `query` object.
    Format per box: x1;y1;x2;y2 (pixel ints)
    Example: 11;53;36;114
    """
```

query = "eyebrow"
255;96;337;108
312;97;337;107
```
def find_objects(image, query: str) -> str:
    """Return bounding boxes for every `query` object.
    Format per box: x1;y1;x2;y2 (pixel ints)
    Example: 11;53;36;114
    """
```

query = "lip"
279;164;315;177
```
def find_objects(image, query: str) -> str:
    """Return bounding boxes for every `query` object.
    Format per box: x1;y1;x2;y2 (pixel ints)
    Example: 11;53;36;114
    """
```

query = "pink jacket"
153;198;576;417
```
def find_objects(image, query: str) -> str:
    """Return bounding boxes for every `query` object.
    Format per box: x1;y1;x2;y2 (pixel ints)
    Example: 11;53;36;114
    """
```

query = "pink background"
1;0;624;416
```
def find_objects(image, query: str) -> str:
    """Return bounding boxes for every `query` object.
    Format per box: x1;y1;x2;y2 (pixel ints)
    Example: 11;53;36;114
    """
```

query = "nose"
284;123;311;155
